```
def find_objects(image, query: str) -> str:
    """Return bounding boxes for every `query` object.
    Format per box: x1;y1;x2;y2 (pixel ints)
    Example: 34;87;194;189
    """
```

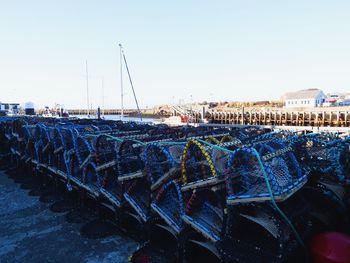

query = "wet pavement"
0;169;137;263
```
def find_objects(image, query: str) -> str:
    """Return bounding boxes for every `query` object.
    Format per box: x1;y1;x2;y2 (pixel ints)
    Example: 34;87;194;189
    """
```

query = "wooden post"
242;107;245;125
337;111;340;127
322;111;325;126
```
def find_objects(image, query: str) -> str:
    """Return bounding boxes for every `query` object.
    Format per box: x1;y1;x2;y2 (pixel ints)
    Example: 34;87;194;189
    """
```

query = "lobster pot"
0;120;10;156
201;132;242;146
291;134;334;176
143;144;183;186
95;134;119;186
94;133;157;201
59;128;76;151
93;134;123;206
33;124;51;165
231;126;267;143
117;137;148;176
71;135;96;183
183;188;225;242
5;119;20;158
244;131;282;146
337;139;350;184
219;205;284;262
186;128;228;142
70;123;104;137
117;139;148;221
1;119;17;157
9;119;27;158
49;128;66;172
151;180;185;234
301;179;349;231
23;125;37;162
180;139;226;242
117;135;177;221
124;177;151;222
40;126;56;167
216;204;296;262
93;124;112;132
123;143;183;223
15;121;29;158
225;142;306;205
219;194;310;263
2;119;15;140
181;139;220;184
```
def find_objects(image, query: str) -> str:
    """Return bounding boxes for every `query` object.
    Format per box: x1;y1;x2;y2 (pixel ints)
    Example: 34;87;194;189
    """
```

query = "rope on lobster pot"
181;139;217;185
197;138;306;250
249;148;306;250
104;133;147;146
206;136;220;145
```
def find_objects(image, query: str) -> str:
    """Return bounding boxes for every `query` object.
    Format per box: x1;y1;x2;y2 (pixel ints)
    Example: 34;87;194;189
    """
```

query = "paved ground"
0;169;137;263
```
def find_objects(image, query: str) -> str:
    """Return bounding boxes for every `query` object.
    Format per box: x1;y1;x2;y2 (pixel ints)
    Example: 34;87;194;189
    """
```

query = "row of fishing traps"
0;116;349;263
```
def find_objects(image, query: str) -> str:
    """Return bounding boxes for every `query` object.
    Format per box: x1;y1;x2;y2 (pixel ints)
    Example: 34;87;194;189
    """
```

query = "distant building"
323;92;350;107
24;102;35;115
283;89;326;108
0;102;20;115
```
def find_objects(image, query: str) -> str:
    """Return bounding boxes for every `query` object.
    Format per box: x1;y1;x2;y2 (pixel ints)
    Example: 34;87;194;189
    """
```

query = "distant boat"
41;106;57;118
162;115;208;126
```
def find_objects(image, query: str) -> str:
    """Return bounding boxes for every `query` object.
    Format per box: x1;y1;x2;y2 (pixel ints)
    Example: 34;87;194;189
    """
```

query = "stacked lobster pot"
62;123;142;193
62;123;179;215
116;127;232;226
8;119;28;160
85;130;148;208
128;131;241;261
290;133;350;233
218;139;309;263
0;117;19;162
116;130;183;222
2;117;349;263
136;132;241;259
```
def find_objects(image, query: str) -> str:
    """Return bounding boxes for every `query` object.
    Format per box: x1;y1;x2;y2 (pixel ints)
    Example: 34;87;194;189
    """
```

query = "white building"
283;89;326;108
0;102;20;114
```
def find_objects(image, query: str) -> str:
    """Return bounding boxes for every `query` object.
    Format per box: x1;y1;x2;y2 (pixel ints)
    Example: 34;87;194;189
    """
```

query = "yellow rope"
181;139;217;184
220;135;234;143
206;136;220;144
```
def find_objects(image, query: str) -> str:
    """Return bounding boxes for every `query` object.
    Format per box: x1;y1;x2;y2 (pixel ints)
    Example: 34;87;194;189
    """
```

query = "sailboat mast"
101;77;105;116
85;60;90;117
121;47;142;121
119;44;124;120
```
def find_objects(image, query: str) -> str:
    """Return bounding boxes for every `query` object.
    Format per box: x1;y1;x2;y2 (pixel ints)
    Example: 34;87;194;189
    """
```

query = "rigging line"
121;47;143;121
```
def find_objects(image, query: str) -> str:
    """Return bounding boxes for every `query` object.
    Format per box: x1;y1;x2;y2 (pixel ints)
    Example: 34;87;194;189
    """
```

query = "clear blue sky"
1;1;350;109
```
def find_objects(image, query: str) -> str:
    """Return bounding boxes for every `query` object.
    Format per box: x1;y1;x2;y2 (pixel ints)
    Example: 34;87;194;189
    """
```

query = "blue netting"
151;180;184;233
225;143;306;203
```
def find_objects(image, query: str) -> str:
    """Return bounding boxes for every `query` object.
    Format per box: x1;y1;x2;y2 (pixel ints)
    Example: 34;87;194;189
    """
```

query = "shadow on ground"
0;170;137;263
